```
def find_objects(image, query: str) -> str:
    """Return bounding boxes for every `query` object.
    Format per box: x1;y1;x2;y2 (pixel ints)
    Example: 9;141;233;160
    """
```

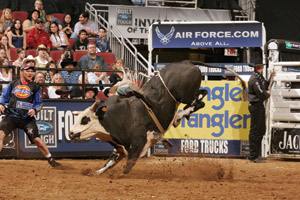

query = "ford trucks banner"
153;81;251;157
151;22;263;48
155;63;254;75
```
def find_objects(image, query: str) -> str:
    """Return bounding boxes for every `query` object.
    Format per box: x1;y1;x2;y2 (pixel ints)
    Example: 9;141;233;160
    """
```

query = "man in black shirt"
248;63;275;163
73;29;89;51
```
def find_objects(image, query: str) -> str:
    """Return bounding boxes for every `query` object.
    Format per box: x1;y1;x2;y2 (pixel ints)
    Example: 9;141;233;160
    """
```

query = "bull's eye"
81;116;91;125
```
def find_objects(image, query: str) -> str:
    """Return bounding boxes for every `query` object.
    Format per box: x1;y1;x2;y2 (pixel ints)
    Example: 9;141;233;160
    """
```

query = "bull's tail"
189;60;247;100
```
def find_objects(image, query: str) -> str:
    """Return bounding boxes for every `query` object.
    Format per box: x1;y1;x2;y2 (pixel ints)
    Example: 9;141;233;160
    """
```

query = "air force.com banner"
151;22;263;48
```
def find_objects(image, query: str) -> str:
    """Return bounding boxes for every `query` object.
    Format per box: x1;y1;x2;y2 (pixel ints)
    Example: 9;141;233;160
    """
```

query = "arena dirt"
0;156;299;199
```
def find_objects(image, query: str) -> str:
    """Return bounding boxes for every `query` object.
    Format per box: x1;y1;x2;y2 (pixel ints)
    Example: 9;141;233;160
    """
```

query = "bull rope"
139;99;166;134
154;71;177;102
138;71;179;134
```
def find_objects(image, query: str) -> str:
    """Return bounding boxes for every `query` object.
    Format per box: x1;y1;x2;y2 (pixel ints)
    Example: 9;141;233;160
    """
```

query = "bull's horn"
90;99;101;112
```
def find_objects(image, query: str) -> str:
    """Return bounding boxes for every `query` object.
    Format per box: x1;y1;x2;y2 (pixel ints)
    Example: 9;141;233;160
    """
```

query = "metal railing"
85;3;151;78
0;66;120;101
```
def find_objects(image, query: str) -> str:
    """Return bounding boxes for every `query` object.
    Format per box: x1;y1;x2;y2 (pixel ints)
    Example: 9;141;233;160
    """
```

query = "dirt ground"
0;156;300;200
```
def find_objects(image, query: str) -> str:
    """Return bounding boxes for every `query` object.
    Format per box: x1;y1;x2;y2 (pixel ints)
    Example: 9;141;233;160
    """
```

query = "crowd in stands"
0;0;119;101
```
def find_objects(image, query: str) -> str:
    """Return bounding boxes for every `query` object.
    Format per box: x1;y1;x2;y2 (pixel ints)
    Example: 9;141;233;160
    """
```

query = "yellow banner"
165;81;250;140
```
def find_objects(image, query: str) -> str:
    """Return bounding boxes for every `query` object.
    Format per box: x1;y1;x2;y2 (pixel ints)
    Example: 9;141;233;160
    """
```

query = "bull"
69;60;245;175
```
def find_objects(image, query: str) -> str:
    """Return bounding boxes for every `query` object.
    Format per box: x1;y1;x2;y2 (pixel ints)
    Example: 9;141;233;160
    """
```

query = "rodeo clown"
0;64;61;168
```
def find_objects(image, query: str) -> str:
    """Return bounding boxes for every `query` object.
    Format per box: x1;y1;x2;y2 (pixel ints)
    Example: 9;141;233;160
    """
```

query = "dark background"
1;0;297;42
256;0;300;42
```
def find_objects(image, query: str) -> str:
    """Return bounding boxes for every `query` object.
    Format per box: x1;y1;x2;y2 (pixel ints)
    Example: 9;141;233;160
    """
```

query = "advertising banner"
153;81;250;157
18;101;113;158
155;63;254;75
151;22;263;48
271;128;300;154
108;6;231;39
0;115;18;158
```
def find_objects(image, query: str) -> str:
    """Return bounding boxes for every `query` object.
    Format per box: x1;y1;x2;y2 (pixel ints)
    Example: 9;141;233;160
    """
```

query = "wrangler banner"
154;81;251;157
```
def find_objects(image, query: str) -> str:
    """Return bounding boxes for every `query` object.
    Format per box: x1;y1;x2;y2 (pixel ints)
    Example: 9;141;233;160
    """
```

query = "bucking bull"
69;60;246;175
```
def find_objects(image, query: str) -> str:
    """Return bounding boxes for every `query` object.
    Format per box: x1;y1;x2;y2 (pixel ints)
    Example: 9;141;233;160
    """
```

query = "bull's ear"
72;111;81;116
90;99;101;112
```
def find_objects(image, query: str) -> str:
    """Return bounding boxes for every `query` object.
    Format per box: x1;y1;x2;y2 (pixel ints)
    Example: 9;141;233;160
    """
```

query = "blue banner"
153;139;249;157
152;22;263;48
155;63;254;75
19;101;113;157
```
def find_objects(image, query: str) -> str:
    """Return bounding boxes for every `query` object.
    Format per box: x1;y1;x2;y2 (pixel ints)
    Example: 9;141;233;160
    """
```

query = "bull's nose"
69;132;74;139
69;132;81;141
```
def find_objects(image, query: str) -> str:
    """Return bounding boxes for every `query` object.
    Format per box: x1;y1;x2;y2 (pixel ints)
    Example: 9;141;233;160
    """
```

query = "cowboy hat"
55;86;71;95
22;55;37;65
84;87;98;98
61;58;78;68
36;44;49;54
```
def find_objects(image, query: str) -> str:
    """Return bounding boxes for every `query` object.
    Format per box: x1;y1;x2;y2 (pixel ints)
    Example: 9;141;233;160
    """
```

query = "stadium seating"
97;52;115;65
12;11;28;22
50;50;63;63
106;64;112;76
51;13;64;22
97;91;107;100
73;51;88;61
10;48;19;61
26;49;37;57
68;38;75;49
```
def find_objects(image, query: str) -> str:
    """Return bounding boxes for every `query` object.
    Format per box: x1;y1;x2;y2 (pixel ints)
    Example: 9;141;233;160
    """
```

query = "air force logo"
155;26;175;45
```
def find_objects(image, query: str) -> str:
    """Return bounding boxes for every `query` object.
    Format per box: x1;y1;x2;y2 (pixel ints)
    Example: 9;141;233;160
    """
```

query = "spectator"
22;55;37;67
0;57;12;90
35;44;51;71
26;18;52;49
62;14;74;38
70;73;88;99
34;71;49;99
7;19;27;49
34;0;46;22
73;29;88;51
60;58;80;90
95;28;111;53
84;87;98;100
71;12;97;39
88;64;109;92
0;8;13;35
12;48;26;68
44;15;63;33
0;48;6;59
78;42;107;70
23;9;40;33
45;60;57;83
55;87;71;99
110;58;124;85
0;35;11;61
58;48;73;68
49;22;69;50
47;73;64;99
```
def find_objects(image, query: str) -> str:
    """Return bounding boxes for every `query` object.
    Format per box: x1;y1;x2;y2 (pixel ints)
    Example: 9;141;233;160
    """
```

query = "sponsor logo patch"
13;85;32;98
